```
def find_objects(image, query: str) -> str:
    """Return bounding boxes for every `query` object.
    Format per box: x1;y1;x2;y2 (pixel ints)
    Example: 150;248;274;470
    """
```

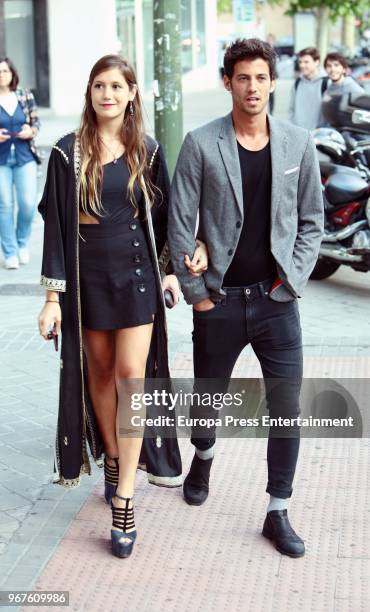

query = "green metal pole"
153;0;183;178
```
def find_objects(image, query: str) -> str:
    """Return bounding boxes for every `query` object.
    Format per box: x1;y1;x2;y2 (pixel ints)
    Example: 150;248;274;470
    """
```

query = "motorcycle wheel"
310;257;340;280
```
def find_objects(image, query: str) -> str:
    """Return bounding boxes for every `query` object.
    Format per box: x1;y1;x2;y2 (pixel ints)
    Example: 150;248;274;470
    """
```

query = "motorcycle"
315;91;370;174
310;94;370;279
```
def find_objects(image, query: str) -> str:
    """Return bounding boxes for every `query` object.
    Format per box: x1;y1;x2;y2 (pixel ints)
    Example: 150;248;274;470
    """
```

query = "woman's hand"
0;129;10;143
38;302;62;340
17;124;35;140
184;239;208;277
161;274;180;307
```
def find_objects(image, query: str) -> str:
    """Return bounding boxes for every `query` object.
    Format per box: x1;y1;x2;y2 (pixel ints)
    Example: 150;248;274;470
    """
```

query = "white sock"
195;446;215;460
267;495;288;513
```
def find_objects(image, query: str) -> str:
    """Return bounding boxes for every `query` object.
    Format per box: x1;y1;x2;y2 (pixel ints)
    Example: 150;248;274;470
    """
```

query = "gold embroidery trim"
158;241;171;274
55;476;81;488
149;144;159;169
40;275;66;291
74;131;95;472
53;458;100;489
52;145;69;164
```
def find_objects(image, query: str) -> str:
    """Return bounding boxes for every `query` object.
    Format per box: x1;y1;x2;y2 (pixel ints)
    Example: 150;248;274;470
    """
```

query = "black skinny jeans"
191;279;303;499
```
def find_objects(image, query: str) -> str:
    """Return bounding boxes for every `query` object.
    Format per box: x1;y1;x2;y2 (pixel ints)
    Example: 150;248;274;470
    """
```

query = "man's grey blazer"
168;112;324;304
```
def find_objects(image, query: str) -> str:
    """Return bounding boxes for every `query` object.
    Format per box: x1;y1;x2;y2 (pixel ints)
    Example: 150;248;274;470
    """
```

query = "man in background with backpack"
288;47;328;129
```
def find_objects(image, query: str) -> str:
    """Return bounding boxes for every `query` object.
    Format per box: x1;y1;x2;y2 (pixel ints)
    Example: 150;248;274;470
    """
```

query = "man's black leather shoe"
262;509;305;557
183;454;213;506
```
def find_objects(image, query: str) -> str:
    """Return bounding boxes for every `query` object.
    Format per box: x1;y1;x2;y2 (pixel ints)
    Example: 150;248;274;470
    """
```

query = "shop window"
115;0;208;92
180;0;206;73
116;0;136;68
4;0;35;89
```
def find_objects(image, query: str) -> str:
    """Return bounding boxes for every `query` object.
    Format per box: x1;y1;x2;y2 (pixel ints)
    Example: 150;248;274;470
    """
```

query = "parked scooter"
310;100;370;279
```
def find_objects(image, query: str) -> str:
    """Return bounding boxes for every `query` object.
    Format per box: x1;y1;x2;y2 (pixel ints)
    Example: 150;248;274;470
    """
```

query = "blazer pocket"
284;169;300;185
284;166;299;176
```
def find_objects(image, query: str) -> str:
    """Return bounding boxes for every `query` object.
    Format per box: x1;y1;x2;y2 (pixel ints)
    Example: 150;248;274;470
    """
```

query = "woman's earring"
129;101;134;116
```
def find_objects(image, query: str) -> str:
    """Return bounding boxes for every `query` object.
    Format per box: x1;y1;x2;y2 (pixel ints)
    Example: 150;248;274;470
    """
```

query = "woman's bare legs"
113;322;154;541
82;328;118;460
83;322;153;544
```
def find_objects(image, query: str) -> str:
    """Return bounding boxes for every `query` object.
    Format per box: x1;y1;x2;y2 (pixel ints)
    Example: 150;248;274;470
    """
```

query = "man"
168;38;324;558
324;52;363;97
288;46;328;129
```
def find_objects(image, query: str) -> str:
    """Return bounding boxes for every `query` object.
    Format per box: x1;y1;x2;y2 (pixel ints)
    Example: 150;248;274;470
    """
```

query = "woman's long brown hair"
78;55;154;217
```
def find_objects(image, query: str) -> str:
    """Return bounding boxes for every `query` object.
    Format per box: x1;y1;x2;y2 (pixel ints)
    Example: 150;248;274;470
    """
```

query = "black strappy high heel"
104;455;119;505
111;494;137;558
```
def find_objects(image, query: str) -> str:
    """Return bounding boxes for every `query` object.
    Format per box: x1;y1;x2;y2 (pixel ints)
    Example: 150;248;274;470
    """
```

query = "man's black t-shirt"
223;141;276;287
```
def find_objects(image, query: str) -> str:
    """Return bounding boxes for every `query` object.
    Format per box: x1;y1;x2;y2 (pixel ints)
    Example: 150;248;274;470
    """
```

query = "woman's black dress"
79;155;157;330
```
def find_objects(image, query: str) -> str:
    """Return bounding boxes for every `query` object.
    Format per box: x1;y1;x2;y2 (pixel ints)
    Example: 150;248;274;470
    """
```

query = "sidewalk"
0;83;369;612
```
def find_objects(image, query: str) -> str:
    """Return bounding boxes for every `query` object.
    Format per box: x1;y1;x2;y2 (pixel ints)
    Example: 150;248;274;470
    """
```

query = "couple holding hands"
38;39;323;560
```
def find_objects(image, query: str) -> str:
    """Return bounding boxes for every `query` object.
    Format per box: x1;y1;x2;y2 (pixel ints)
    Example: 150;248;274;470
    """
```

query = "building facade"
116;0;218;94
0;0;218;115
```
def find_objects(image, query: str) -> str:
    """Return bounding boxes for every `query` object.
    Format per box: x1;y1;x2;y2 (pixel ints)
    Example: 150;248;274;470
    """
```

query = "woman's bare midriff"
79;211;100;224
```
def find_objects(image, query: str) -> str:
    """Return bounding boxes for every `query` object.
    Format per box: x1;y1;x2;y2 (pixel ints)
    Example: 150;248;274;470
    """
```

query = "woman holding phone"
37;54;207;559
0;56;41;269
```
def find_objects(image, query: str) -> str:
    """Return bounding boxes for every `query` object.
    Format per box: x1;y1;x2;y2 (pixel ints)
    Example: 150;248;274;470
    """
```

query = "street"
0;82;369;611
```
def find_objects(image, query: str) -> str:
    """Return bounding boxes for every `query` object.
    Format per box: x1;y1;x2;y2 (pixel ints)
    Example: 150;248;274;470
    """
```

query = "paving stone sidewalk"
0;84;369;611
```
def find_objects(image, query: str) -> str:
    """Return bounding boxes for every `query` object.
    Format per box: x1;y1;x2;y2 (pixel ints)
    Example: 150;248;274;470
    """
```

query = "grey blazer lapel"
217;113;243;215
269;115;288;223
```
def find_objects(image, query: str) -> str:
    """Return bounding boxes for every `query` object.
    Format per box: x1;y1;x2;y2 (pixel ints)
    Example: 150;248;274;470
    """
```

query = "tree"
269;0;368;56
217;0;232;14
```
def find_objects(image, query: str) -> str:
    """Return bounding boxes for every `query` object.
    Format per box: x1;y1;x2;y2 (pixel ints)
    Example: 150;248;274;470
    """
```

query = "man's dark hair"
223;38;277;80
0;57;19;90
324;52;348;70
298;47;320;62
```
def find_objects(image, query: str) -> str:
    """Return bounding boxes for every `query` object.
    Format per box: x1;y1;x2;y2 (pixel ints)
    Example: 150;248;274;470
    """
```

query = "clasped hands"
162;239;213;312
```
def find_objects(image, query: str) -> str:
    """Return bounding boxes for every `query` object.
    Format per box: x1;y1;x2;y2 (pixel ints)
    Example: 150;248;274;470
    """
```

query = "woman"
0;56;41;269
37;55;207;559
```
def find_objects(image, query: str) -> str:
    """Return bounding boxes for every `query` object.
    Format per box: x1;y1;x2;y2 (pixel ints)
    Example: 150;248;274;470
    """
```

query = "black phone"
164;289;175;309
47;324;59;351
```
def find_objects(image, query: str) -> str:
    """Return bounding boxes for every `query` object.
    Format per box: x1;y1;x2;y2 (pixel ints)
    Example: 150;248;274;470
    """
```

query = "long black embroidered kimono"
39;131;182;488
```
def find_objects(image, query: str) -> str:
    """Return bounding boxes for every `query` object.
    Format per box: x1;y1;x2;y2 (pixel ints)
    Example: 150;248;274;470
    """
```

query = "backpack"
294;76;329;95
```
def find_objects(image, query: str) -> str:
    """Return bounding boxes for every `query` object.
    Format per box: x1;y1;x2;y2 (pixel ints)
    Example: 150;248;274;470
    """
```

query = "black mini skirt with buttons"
78;218;157;331
78;157;158;331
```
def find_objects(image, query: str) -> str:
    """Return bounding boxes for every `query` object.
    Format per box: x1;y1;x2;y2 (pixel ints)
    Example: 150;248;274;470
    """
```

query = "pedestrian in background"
324;52;364;97
37;55;208;560
0;56;41;269
288;47;328;129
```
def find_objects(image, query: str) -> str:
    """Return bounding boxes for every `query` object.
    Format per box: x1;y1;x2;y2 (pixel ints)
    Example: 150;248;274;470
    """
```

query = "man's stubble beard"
235;98;270;117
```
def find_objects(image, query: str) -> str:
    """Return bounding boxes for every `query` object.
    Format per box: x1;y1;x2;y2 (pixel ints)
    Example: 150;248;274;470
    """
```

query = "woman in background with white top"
0;56;41;269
